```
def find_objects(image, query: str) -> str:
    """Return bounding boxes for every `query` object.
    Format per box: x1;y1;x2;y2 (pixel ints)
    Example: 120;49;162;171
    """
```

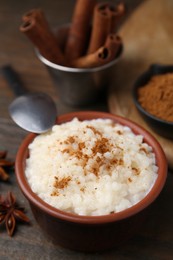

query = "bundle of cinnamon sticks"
20;0;125;68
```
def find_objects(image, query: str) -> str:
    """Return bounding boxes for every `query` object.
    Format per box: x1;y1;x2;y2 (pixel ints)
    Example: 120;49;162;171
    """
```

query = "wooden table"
0;0;173;259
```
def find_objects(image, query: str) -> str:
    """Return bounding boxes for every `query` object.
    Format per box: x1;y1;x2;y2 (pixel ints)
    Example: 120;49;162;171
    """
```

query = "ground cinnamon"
138;73;173;122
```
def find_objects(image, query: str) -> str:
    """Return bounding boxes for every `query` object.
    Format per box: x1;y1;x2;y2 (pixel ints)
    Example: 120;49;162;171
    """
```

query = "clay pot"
15;111;167;252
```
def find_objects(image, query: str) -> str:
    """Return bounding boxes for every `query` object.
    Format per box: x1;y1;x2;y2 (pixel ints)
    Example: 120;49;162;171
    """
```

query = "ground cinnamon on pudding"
138;73;173;122
51;176;72;197
61;127;113;177
53;176;71;189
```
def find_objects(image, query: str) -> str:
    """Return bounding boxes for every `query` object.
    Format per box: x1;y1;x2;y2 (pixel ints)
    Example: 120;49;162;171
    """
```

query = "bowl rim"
36;44;123;73
15;111;167;224
132;64;173;126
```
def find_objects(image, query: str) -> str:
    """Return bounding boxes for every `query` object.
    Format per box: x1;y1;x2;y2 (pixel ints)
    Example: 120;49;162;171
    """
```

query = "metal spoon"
1;65;57;133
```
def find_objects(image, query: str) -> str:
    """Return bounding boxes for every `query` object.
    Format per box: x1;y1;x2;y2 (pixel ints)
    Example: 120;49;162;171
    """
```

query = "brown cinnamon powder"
60;127;123;178
53;176;71;189
138;73;173;122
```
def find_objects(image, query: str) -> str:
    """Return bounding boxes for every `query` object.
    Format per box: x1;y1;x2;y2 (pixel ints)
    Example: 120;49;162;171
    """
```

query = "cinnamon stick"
87;2;125;54
104;33;122;60
22;8;49;29
87;3;112;54
54;26;70;53
20;16;65;65
65;0;96;61
70;47;108;68
107;3;125;32
71;33;122;69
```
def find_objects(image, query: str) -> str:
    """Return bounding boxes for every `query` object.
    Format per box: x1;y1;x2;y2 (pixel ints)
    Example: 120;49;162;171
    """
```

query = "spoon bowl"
1;65;57;133
9;93;57;133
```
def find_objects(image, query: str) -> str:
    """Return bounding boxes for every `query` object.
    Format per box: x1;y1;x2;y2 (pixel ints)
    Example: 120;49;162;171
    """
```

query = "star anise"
0;150;14;181
0;192;30;236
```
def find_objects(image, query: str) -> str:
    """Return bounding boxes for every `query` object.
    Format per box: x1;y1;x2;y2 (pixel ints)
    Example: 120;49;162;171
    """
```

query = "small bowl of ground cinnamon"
133;64;173;139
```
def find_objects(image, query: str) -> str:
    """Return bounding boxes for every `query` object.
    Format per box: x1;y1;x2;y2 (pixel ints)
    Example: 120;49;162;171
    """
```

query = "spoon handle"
1;65;28;96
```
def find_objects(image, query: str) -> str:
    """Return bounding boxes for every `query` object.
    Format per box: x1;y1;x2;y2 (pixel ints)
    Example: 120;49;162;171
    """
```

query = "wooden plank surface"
109;0;173;170
1;0;173;259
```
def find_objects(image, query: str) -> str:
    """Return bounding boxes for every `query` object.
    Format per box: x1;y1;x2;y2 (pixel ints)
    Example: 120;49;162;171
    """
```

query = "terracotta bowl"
15;111;167;252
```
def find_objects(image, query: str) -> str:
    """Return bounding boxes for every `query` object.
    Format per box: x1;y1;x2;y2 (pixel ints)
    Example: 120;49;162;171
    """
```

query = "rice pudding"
25;118;158;216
